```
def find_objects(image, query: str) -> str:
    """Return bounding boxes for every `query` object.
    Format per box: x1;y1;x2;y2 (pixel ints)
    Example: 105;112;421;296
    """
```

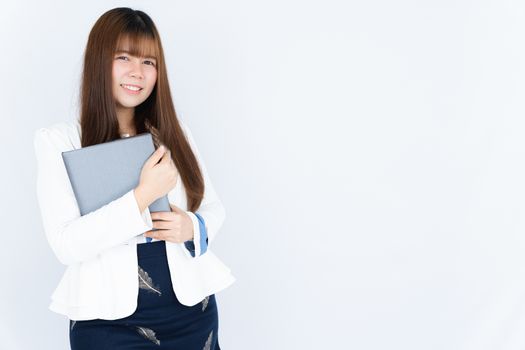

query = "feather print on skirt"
203;330;213;350
136;326;161;345
201;296;209;312
138;265;162;296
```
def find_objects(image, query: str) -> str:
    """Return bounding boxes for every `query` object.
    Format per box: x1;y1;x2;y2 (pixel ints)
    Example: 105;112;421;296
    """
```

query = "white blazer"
33;119;236;321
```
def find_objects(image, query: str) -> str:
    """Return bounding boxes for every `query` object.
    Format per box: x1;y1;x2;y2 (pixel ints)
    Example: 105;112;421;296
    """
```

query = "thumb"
146;144;167;167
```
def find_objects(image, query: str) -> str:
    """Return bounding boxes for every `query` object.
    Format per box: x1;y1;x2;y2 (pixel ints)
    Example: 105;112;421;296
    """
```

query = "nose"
128;60;144;79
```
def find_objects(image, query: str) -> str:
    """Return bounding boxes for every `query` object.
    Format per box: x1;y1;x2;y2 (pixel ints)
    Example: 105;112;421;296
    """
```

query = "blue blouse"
184;212;208;257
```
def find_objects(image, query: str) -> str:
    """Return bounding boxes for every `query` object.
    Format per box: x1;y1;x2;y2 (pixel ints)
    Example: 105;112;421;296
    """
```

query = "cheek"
146;68;157;85
112;65;123;85
149;73;158;89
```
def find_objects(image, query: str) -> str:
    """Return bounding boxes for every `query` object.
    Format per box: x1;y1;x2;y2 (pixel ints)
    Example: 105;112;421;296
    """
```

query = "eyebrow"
115;50;157;60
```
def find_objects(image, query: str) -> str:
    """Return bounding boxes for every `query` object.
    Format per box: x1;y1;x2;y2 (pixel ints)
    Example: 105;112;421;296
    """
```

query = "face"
112;40;158;111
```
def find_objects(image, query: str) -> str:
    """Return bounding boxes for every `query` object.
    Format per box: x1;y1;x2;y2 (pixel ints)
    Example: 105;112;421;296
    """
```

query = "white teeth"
122;84;141;91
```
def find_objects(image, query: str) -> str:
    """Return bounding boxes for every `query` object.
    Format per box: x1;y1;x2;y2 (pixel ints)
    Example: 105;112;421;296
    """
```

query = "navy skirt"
69;240;221;349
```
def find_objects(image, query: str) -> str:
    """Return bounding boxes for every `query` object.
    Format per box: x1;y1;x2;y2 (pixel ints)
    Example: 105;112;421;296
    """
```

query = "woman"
33;7;235;349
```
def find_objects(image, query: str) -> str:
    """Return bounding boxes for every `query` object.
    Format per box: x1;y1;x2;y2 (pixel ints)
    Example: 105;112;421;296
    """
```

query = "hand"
144;203;194;244
138;145;179;205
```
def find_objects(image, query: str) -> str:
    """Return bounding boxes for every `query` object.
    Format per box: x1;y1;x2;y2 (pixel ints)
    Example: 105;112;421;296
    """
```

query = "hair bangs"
115;32;158;61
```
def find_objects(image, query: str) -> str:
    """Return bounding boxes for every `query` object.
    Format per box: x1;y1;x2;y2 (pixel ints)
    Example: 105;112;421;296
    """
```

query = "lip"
121;83;143;88
121;84;143;94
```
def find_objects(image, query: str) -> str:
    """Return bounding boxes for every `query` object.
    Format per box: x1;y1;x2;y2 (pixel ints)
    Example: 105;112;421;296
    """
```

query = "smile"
121;84;143;94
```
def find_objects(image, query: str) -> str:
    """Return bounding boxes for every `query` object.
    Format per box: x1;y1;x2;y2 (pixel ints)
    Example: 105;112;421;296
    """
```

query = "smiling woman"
77;8;209;216
33;6;234;350
112;37;158;126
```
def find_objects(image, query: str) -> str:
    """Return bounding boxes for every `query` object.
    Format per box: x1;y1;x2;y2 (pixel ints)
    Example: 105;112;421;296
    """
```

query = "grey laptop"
61;132;171;216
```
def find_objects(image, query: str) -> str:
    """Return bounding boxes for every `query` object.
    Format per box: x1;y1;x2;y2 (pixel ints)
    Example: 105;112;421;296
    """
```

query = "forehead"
115;35;157;60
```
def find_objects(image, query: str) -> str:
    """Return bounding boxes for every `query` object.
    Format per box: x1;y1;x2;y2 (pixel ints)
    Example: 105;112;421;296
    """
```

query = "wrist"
134;185;154;212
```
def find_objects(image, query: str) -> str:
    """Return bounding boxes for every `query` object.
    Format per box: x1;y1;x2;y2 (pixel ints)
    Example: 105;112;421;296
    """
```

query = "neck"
116;105;136;136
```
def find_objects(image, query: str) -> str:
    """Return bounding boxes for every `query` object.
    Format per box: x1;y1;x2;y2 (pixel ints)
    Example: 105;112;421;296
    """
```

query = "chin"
119;98;145;107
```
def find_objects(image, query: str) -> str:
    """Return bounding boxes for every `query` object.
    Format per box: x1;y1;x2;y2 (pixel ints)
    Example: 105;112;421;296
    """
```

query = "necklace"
120;133;132;138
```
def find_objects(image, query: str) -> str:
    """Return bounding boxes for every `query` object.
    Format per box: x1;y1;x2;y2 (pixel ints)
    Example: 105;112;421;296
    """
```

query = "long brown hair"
79;7;204;211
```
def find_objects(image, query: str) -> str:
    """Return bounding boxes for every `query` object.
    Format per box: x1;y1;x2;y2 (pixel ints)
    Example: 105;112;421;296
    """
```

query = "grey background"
2;0;525;349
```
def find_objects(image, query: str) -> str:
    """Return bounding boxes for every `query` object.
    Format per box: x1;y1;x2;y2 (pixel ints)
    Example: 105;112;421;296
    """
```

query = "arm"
33;127;154;266
180;121;226;257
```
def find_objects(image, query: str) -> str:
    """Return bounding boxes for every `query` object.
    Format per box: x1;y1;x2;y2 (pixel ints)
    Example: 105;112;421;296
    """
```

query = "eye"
116;55;129;61
144;60;156;67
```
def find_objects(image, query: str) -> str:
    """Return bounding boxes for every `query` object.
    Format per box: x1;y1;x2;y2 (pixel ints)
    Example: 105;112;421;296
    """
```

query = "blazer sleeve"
179;121;226;257
33;127;154;266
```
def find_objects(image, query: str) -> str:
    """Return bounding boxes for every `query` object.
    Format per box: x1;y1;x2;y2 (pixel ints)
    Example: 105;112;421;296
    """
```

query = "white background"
2;0;525;349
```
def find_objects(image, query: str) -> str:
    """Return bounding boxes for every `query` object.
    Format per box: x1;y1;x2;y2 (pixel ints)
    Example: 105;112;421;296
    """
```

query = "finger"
145;229;165;240
146;145;166;167
159;148;171;164
151;211;173;221
169;202;181;213
152;220;174;230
